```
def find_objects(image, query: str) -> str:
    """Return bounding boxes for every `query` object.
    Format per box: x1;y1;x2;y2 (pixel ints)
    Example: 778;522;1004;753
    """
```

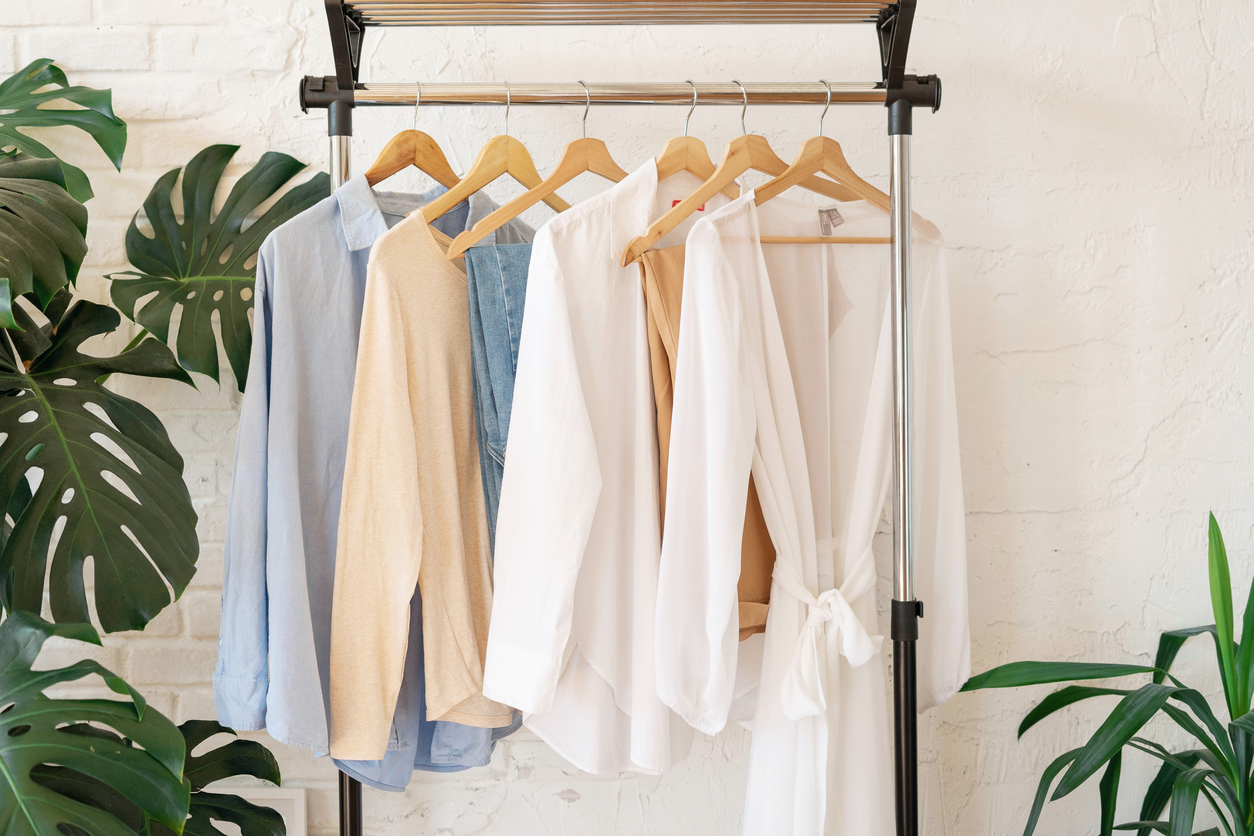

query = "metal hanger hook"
413;80;421;130
818;79;831;137
578;80;590;138
504;81;511;137
733;79;748;136
684;80;697;137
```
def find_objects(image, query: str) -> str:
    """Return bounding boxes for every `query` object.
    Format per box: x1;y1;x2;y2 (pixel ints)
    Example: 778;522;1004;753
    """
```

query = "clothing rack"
298;2;939;834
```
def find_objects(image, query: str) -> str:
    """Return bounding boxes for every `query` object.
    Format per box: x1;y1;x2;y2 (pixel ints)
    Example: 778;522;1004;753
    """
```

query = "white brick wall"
12;1;1254;834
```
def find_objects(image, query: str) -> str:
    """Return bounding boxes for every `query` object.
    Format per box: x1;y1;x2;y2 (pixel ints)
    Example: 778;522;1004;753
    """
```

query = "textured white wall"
11;1;1254;833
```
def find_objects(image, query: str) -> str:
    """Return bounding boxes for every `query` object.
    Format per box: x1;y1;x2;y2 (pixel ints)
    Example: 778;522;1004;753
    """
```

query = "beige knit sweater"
329;214;512;761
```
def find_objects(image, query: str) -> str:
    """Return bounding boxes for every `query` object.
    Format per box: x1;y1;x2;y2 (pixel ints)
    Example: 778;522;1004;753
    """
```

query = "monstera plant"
109;144;330;387
964;515;1254;836
0;612;285;836
0;58;125;329
0;290;199;632
0;61;291;836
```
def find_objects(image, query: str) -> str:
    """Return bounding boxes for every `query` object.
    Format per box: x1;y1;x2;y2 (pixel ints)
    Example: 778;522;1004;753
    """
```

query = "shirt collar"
335;175;390;251
608;157;659;262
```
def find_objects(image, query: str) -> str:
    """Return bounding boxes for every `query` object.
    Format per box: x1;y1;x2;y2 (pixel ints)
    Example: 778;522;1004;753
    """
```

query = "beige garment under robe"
639;244;775;639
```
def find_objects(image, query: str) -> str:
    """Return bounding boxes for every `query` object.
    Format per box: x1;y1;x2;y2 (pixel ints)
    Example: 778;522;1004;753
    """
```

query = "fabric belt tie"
774;546;883;721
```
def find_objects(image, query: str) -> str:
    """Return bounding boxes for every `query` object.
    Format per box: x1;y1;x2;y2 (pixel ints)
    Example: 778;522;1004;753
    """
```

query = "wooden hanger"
752;84;937;244
445;83;625;259
364;84;461;188
621;82;861;266
364;129;460;188
422;85;571;227
655;82;739;200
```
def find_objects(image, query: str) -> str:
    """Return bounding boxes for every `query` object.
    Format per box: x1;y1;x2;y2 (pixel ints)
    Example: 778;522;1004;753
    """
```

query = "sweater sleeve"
911;242;971;712
482;234;602;715
214;242;275;731
654;224;757;735
329;263;424;760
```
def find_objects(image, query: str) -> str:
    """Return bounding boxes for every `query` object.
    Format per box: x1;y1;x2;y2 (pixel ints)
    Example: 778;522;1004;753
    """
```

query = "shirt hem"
655;685;726;737
434;707;516;729
521;716;669;777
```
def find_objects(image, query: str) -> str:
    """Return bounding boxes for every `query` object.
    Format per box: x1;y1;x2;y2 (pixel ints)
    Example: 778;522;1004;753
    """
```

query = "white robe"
657;193;970;834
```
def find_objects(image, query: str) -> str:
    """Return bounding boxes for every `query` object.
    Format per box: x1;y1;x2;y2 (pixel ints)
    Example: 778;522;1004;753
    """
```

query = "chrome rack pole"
889;95;920;836
329;97;352;189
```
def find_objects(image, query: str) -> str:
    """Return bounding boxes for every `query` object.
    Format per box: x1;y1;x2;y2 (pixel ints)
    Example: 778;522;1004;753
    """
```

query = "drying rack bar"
302;80;895;108
337;0;897;26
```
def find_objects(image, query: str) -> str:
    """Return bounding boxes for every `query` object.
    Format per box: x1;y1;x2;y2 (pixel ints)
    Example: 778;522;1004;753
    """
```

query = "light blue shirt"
215;175;529;789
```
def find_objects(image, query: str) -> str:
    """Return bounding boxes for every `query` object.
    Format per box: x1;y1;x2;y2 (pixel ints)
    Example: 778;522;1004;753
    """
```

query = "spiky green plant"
964;514;1253;836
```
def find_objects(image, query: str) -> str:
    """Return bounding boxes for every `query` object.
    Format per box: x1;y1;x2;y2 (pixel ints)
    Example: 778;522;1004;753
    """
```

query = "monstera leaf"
0;59;127;202
0;291;198;633
0;611;190;836
108;144;330;388
35;720;285;836
0;153;89;328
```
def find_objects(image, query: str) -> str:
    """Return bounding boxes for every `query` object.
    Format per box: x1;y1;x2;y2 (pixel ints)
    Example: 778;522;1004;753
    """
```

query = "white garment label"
818;207;844;236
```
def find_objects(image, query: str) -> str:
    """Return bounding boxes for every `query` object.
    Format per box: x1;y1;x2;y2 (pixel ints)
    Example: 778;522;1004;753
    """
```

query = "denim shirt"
215;175;530;790
464;244;533;550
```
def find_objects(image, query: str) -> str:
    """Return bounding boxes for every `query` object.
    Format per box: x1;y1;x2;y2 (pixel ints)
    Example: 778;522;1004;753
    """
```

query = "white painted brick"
7;1;91;25
140;688;178;719
93;0;225;26
19;28;152;72
153;27;298;73
174;686;216;723
182;451;221;498
128;644;217;686
189;547;225;589
183;591;222;639
32;637;125;673
0;34;17;71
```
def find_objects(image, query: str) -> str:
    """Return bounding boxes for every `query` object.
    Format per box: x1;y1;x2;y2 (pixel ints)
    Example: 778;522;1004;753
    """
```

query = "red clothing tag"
672;199;705;211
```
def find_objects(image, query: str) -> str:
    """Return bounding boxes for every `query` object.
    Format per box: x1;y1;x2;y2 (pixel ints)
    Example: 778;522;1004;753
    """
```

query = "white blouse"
657;193;969;835
483;159;731;774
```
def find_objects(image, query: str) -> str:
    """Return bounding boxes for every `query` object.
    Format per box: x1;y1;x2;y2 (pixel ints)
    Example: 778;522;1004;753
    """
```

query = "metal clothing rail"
299;2;938;835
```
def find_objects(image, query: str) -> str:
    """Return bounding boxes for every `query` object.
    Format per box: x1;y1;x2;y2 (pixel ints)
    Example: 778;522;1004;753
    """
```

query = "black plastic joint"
891;599;924;641
885;74;942;136
299;75;354;136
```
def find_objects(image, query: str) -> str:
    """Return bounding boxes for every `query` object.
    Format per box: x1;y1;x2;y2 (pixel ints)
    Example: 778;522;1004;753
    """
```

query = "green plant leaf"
962;661;1159;692
1168;690;1237;774
29;718;285;836
1138;753;1202;836
0;59;127;202
1208;513;1239;718
1101;751;1123;836
0;611;189;836
1114;823;1169;834
1019;686;1130;738
107;144;329;388
1155;626;1218;685
0;292;198;632
1055;683;1177;799
185;792;286;836
181;720;281;790
1168;767;1212;836
1024;747;1082;836
0;153;89;327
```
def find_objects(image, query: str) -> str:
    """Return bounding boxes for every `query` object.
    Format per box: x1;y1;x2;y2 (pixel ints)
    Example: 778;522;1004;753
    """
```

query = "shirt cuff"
213;672;268;732
482;638;564;715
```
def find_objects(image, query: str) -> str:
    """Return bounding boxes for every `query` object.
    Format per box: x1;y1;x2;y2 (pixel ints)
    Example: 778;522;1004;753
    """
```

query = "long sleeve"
912;245;971;711
654;230;757;735
214;243;275;731
329;266;424;761
482;239;602;715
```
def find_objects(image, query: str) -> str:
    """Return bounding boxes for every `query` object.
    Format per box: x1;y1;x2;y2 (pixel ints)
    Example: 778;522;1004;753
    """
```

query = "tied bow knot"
775;571;883;721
